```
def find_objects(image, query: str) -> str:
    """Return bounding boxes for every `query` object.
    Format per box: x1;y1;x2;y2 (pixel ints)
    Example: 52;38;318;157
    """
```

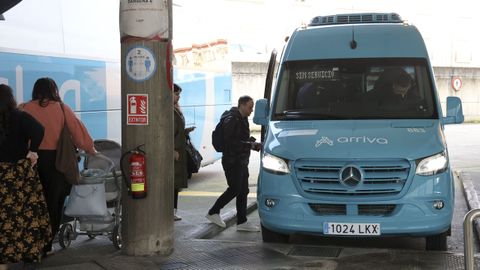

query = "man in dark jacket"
206;95;262;231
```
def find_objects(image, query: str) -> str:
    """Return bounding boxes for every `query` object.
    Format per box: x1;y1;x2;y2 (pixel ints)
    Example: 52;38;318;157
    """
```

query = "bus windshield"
272;58;438;120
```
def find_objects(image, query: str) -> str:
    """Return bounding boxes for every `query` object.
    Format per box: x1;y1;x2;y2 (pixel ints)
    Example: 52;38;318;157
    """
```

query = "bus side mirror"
443;96;464;125
253;98;269;126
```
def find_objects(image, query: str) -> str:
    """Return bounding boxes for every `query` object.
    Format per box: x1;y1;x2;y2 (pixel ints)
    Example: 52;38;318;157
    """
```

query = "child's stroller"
58;140;123;250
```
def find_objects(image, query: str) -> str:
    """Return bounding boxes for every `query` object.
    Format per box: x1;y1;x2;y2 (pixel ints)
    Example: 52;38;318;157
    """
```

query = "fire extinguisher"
121;145;147;199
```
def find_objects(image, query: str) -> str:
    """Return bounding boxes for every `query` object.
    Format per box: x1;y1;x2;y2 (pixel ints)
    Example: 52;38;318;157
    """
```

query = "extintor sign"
127;94;148;125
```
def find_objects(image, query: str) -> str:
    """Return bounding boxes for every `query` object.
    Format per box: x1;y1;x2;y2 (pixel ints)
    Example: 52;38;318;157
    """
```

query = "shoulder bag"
185;135;202;175
64;183;108;217
55;103;80;185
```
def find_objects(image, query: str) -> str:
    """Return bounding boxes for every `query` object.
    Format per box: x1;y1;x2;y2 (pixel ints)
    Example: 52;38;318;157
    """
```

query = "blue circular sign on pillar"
126;46;156;82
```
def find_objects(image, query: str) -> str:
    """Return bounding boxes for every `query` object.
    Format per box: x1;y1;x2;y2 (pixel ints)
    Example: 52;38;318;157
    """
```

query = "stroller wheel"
59;223;74;249
112;224;122;250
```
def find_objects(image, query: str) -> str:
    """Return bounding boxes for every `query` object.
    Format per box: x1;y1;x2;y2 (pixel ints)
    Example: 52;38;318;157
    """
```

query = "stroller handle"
81;151;115;174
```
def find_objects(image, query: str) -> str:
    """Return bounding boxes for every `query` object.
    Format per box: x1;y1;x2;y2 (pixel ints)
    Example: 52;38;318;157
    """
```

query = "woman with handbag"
0;84;51;269
20;77;96;257
173;84;195;221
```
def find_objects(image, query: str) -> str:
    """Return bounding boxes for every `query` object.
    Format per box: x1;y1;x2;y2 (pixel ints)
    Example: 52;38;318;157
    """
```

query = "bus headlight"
415;151;448;176
262;153;290;174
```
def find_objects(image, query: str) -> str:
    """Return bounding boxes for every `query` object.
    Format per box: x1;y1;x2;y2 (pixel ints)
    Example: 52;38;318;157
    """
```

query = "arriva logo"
315;136;389;147
315;137;334;147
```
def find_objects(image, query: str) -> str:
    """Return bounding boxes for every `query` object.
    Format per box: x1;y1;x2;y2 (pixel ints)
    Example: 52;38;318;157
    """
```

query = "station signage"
126;46;156;82
127;94;148;125
119;0;169;39
452;76;462;91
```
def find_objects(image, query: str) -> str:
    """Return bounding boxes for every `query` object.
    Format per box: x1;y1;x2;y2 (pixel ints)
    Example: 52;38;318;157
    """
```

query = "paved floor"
33;170;480;269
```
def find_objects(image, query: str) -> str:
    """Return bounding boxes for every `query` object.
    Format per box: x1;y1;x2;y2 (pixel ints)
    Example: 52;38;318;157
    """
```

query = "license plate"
323;222;381;236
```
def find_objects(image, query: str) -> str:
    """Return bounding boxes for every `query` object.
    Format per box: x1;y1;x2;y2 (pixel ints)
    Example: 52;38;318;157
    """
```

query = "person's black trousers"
174;189;179;209
37;150;72;253
208;159;249;225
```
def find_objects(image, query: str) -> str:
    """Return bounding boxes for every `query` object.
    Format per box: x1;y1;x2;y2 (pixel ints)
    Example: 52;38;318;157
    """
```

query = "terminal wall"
231;61;269;109
435;67;480;122
232;62;480;124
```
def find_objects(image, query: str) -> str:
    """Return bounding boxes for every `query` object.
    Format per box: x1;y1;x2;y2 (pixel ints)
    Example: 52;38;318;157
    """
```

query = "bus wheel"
261;224;289;243
425;232;447;251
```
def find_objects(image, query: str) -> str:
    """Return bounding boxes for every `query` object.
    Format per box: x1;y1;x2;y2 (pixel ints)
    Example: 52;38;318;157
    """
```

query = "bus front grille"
295;159;410;196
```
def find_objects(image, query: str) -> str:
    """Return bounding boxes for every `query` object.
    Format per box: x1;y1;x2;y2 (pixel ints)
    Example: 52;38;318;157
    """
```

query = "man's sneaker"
236;221;260;232
206;213;226;228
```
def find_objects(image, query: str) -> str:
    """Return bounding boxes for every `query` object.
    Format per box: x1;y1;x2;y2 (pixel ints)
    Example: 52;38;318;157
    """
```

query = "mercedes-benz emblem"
340;166;362;187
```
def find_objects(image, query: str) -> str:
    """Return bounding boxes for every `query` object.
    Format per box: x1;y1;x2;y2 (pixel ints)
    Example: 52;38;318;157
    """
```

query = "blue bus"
253;13;464;250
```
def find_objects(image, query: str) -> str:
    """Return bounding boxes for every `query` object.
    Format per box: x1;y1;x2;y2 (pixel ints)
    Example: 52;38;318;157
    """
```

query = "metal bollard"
464;209;480;270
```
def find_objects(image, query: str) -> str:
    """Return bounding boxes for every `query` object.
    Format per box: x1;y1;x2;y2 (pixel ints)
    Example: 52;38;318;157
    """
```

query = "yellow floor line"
179;190;257;198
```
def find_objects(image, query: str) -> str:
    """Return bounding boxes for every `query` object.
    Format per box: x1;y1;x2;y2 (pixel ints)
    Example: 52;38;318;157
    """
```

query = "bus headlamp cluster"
415;151;448;176
262;153;290;174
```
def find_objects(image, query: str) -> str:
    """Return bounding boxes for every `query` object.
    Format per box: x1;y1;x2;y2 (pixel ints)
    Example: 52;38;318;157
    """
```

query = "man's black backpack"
212;111;230;152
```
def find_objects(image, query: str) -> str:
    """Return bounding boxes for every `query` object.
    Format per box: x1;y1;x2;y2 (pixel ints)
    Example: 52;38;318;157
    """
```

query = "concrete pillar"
120;0;173;256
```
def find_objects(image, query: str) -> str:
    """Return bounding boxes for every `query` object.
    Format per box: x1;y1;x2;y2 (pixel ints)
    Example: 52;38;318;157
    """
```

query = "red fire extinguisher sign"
127;94;148;125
